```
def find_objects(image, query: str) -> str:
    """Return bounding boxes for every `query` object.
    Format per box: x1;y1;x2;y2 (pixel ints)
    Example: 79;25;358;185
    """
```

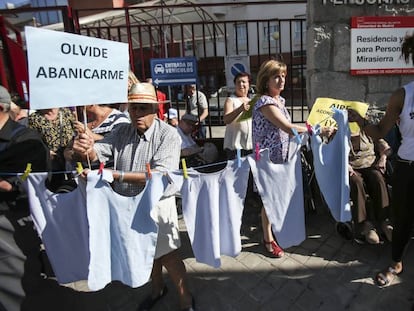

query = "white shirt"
247;143;306;248
399;81;414;161
223;96;253;151
168;159;251;268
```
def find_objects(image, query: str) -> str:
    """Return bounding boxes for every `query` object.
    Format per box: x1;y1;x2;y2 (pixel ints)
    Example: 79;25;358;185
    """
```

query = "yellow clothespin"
21;163;32;181
76;162;84;175
181;158;188;179
146;163;152;179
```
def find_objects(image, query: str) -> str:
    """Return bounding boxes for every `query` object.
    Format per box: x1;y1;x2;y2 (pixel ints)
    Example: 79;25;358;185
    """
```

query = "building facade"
307;1;414;110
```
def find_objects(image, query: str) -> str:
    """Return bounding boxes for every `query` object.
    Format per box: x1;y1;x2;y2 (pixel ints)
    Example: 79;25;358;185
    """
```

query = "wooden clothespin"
255;143;260;161
236;148;241;168
146;163;152;179
76;162;84;175
21;163;32;181
98;162;105;174
291;128;302;144
181;158;188;179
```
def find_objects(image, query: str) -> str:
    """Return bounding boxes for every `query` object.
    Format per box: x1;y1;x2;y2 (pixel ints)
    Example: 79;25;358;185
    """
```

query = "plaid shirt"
94;118;181;196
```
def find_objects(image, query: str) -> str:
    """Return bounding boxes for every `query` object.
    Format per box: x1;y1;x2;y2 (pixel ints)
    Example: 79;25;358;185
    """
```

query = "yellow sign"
307;97;369;133
237;94;259;122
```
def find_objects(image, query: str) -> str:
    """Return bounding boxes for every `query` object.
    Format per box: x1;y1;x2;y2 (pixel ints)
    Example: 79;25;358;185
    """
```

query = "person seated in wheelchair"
348;129;393;244
177;114;218;168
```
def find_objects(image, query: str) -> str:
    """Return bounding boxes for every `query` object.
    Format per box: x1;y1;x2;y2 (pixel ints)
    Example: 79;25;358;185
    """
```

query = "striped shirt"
91;109;130;137
94;119;181;196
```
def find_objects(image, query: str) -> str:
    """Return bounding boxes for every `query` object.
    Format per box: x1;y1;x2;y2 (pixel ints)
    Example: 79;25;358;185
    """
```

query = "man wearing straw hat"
72;82;195;311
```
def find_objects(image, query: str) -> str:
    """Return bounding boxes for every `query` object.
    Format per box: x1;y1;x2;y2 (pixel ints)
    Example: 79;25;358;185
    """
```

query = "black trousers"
0;207;48;311
391;160;414;262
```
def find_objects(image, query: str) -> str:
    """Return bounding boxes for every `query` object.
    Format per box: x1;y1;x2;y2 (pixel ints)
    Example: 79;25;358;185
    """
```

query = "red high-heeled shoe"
263;239;284;258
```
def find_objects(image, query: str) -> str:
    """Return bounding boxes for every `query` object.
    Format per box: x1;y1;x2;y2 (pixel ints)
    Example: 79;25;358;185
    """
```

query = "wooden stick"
82;106;92;169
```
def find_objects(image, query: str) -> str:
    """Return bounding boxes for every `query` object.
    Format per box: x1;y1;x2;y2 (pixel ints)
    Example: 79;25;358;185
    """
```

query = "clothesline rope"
1;128;317;176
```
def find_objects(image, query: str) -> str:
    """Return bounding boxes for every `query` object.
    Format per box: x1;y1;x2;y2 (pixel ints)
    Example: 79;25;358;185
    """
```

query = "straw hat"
128;83;169;104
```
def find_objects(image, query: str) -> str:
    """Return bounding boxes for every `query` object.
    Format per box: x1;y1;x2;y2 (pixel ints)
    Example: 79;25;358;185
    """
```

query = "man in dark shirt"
0;90;50;208
0;85;50;311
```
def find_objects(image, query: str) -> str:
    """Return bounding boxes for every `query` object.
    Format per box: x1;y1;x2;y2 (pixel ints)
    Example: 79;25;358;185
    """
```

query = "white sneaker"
361;221;380;244
365;229;380;244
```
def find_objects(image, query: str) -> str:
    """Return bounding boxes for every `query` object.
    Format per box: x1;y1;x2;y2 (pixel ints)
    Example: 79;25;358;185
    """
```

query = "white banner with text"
350;16;414;75
26;26;129;109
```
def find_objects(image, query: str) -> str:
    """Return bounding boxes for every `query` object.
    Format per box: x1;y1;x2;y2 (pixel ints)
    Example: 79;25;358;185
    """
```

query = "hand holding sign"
307;98;369;134
347;108;365;126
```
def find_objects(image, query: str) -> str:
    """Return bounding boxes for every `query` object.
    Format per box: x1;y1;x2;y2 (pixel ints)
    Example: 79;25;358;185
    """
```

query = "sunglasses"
129;104;155;113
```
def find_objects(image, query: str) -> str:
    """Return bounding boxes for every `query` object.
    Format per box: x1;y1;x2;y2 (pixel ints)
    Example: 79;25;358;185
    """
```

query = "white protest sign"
25;26;129;109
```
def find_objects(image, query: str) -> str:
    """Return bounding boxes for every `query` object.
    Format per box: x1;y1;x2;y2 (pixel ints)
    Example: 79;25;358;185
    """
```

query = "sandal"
263;240;284;258
138;286;168;311
375;266;402;288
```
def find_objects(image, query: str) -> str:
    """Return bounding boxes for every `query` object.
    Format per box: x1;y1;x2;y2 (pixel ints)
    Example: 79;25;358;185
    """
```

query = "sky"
0;0;30;9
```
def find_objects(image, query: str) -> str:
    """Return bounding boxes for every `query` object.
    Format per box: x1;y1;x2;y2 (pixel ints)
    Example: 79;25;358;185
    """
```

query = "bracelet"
118;171;125;183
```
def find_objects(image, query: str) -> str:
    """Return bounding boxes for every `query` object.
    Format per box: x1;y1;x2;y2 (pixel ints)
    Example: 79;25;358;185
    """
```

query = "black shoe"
335;222;354;240
138;286;168;311
181;296;196;311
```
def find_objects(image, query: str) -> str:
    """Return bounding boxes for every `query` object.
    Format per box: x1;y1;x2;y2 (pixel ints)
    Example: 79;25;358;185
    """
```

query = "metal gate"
0;2;308;132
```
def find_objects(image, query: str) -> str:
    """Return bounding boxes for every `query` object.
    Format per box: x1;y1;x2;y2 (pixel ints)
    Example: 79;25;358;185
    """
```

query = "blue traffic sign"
150;57;198;86
231;63;246;77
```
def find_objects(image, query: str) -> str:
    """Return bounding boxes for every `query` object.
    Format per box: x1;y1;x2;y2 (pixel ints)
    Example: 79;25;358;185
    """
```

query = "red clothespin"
305;121;313;135
146;163;152;179
98;162;105;174
255;143;260;161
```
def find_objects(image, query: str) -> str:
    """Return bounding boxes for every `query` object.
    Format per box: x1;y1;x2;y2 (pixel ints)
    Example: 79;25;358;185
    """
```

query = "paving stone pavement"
136;200;414;311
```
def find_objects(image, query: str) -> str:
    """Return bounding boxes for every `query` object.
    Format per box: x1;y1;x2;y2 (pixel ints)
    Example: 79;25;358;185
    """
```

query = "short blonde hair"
256;60;287;95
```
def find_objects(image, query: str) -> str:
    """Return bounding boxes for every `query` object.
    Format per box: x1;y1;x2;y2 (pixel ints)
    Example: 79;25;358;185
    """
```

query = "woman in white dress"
223;72;253;159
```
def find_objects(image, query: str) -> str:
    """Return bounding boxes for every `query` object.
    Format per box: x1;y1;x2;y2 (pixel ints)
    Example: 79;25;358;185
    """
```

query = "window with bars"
234;23;247;51
293;20;306;54
263;24;280;50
